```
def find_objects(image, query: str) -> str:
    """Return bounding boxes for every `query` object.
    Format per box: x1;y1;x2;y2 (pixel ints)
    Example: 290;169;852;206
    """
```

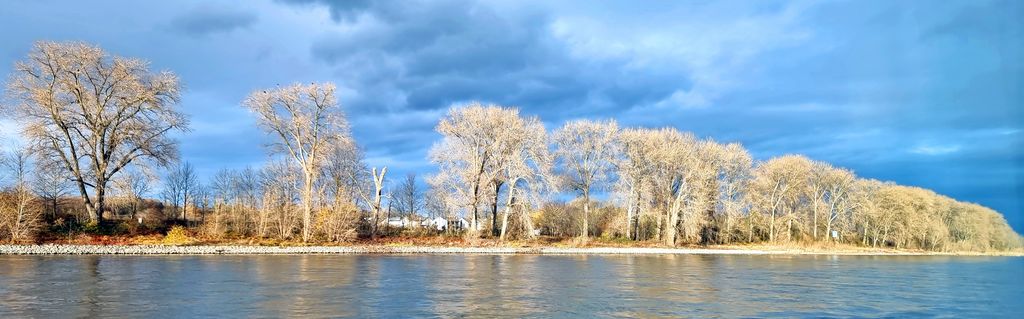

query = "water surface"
1;254;1020;317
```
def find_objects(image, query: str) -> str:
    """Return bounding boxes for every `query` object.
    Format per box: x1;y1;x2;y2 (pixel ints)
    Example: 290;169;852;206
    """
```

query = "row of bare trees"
426;104;1022;251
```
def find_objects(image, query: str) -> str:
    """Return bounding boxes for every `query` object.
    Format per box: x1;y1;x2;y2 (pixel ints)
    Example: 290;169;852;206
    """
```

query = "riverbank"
2;244;1021;256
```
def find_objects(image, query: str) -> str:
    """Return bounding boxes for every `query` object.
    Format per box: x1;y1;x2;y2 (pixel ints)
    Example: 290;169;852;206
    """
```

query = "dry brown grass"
26;231;1024;256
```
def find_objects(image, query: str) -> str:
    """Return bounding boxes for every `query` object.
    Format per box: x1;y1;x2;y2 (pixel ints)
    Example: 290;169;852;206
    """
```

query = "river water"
0;254;1021;318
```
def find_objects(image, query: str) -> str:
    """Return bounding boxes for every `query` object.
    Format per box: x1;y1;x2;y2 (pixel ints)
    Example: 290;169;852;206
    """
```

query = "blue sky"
0;0;1021;230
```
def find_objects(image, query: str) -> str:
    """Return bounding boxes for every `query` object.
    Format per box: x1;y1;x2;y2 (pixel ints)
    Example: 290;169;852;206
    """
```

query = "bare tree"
193;182;211;223
748;155;812;242
0;149;43;242
162;161;198;222
715;143;752;243
615;128;658;240
261;159;301;239
497;115;554;241
236;167;263;235
32;159;72;219
317;141;366;241
4;41;187;222
324;141;367;209
243;82;350;242
553;119;619;238
395;173;423;217
641;128;709;246
805;162;856;241
368;167;387;238
207;168;236;236
430;103;524;235
114;168;152;221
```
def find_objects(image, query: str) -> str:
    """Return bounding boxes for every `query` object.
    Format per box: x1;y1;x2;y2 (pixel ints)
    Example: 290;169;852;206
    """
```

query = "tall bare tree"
553;119;619;238
324;141;367;209
395;173;422;217
615;128;658;240
748;155;812;242
369;167;387;238
715;143;752;243
243;82;351;242
4;41;187;222
162;161;198;222
497;115;554;241
430;103;524;235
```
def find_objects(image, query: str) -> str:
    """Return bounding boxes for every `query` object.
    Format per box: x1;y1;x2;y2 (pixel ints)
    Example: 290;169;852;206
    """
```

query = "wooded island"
1;41;1020;253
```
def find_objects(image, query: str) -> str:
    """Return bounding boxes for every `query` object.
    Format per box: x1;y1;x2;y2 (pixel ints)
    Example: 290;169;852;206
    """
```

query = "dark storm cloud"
168;5;258;36
277;0;374;23
302;0;690;120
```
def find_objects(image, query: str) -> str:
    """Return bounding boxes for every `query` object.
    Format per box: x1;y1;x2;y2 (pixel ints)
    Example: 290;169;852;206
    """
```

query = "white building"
387;216;412;228
418;217;472;231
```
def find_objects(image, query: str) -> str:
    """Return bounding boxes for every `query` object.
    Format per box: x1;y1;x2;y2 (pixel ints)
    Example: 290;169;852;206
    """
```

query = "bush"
162;225;195;245
536;202;578;237
0;189;44;243
314;203;361;242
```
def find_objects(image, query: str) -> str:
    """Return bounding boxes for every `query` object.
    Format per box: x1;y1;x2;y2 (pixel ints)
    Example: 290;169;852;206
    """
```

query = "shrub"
162;225;195;245
0;189;44;243
536;202;578;237
314;203;361;242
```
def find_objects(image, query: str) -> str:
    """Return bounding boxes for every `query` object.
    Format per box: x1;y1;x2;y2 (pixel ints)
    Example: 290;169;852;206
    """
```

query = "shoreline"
1;244;1020;256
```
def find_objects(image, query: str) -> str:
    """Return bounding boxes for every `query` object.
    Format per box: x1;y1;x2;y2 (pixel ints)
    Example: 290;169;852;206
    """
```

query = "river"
0;254;1020;317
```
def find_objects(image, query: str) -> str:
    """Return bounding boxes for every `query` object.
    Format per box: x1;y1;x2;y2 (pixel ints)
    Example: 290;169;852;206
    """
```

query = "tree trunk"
862;223;868;246
748;213;755;242
491;182;502;237
655;209;662;241
470;181;480;234
625;192;634;240
130;199;137;221
581;191;590;238
182;193;189;224
77;174;101;223
665;208;678;246
812;203;818;240
724;213;731;244
302;173;313;242
787;218;793;242
51;198;59;220
92;183;107;223
499;182;517;241
632;202;641;241
385;201;393;234
826;222;832;243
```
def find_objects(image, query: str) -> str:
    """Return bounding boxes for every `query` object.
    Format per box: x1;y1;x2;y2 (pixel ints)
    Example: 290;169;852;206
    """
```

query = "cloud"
0;119;25;150
910;144;962;156
277;0;373;23
168;5;258;36
294;0;805;118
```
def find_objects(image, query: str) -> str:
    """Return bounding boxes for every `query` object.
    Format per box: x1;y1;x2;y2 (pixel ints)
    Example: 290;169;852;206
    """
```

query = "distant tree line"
0;41;1019;251
429;104;1022;251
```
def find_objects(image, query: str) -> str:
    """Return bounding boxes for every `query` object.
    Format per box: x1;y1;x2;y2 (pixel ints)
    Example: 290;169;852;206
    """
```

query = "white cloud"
548;1;813;110
910;143;962;156
0;119;25;150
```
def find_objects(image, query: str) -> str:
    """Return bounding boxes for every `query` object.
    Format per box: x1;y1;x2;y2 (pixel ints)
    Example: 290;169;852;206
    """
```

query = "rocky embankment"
0;245;746;255
0;244;1016;256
